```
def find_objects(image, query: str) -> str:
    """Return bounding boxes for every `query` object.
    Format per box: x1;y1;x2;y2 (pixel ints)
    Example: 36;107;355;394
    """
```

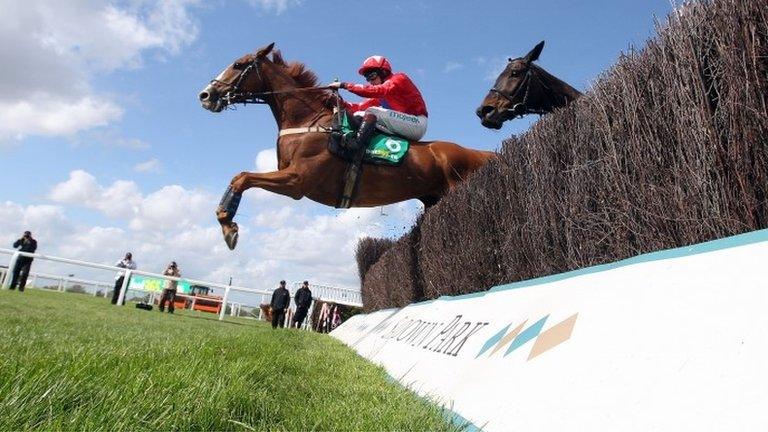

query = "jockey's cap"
358;55;392;76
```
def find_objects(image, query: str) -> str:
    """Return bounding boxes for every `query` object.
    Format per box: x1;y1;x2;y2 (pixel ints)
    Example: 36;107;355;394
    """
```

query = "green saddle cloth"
342;113;409;165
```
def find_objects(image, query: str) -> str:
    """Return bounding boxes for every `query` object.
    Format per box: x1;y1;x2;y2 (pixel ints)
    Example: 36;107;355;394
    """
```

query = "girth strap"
278;126;329;136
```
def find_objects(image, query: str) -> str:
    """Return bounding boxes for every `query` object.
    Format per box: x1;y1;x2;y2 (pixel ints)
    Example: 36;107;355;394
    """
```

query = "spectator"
159;261;181;313
9;231;37;292
292;281;313;328
269;280;290;329
111;252;136;305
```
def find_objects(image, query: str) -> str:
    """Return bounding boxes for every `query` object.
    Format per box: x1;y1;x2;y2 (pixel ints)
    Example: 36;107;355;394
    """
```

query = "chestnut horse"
476;41;582;129
199;43;496;249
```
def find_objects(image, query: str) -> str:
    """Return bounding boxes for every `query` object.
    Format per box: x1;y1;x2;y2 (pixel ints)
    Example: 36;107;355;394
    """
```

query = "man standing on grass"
9;231;37;292
111;252;136;305
159;261;180;313
270;280;290;329
292;281;313;329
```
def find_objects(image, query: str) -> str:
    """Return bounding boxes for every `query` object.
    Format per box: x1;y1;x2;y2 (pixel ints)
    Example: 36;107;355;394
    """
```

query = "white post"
2;252;19;289
30;274;37;289
116;270;132;306
304;300;316;331
218;286;231;321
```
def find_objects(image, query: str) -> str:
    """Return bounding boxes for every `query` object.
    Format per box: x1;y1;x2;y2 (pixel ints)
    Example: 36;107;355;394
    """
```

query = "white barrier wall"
331;229;768;431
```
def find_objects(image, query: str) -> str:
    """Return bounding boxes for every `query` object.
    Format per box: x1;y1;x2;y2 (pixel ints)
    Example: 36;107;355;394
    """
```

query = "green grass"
0;290;460;431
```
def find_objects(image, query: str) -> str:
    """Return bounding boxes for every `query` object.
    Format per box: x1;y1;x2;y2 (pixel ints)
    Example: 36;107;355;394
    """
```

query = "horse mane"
270;49;336;109
530;63;581;99
271;50;319;88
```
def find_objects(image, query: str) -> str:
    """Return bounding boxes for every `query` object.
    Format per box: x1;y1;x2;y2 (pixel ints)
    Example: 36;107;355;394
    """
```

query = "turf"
0;289;461;431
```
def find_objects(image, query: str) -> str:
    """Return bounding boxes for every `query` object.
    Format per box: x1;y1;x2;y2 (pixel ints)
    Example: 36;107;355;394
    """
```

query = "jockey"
328;55;428;150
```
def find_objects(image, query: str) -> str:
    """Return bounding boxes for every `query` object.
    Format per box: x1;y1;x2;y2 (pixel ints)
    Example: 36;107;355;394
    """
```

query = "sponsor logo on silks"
475;313;578;361
388;110;420;123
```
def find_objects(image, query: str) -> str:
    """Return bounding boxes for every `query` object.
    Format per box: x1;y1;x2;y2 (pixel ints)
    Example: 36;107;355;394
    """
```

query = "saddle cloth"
329;112;410;165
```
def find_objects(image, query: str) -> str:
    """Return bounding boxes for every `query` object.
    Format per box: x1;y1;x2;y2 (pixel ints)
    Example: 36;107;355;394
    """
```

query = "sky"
0;0;676;298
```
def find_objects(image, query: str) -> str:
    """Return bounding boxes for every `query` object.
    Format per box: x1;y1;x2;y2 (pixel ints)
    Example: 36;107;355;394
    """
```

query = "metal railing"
1;248;364;326
0;248;270;321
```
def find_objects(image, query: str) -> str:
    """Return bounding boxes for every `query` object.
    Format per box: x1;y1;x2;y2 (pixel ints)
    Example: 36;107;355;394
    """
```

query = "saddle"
328;112;411;208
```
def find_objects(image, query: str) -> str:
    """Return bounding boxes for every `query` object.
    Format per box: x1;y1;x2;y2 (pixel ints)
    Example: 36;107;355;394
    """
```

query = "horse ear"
524;41;545;64
256;42;275;58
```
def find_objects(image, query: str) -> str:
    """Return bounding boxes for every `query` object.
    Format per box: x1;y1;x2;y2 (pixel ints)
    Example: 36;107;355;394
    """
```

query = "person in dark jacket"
111;252;137;305
10;231;37;292
270;280;290;329
291;281;313;328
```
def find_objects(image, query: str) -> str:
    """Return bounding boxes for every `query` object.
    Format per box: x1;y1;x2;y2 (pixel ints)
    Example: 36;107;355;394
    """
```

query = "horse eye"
232;63;245;70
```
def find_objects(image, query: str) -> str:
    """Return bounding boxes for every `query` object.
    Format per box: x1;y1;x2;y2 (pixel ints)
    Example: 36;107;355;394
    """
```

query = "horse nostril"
476;105;493;118
199;91;210;101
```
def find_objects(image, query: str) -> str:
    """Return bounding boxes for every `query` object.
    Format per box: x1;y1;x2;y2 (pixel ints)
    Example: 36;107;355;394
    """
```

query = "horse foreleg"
216;170;302;250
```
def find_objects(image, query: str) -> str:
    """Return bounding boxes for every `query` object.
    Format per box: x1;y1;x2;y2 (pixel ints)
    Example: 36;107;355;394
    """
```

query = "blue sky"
0;0;675;296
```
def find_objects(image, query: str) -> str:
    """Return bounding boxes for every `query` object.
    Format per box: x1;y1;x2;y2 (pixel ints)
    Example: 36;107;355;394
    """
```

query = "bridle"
209;56;337;136
210;57;330;107
489;63;549;118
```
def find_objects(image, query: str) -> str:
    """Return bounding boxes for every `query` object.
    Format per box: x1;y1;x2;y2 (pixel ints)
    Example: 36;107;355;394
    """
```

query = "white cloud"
49;170;143;219
255;149;278;172
0;97;123;141
134;158;162;173
129;185;213;231
443;61;464;73
246;0;303;14
49;170;214;229
0;1;200;142
0;202;71;247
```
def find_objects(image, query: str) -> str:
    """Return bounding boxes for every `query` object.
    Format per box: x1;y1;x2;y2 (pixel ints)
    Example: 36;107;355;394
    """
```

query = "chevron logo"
475;313;578;360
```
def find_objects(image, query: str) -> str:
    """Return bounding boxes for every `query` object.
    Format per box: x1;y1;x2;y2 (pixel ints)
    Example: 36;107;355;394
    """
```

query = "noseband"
489;67;548;118
210;58;271;106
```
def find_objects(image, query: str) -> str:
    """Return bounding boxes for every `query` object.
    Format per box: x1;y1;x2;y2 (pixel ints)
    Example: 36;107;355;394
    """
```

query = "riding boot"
343;114;377;151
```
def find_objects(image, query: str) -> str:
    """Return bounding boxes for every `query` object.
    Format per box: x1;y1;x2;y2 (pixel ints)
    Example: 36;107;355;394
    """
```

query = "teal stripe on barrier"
383;374;482;431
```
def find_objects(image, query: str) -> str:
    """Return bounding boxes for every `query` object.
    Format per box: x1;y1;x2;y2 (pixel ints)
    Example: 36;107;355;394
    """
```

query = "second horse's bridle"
489;62;549;118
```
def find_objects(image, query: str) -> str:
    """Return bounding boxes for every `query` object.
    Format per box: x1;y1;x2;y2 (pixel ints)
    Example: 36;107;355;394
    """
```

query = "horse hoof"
221;221;239;250
224;230;239;250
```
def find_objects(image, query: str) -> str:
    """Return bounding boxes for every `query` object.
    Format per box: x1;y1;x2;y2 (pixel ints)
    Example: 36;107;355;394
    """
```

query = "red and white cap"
358;55;392;75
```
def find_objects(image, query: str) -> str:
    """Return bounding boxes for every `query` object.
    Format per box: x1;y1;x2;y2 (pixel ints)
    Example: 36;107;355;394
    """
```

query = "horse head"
476;41;581;129
199;42;276;112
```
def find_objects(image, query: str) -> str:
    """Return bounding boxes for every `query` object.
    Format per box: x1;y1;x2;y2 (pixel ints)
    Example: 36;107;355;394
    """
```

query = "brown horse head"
199;43;278;113
476;41;581;129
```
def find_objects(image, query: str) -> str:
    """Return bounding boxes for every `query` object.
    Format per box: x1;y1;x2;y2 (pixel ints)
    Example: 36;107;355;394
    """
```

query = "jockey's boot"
343;113;377;151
